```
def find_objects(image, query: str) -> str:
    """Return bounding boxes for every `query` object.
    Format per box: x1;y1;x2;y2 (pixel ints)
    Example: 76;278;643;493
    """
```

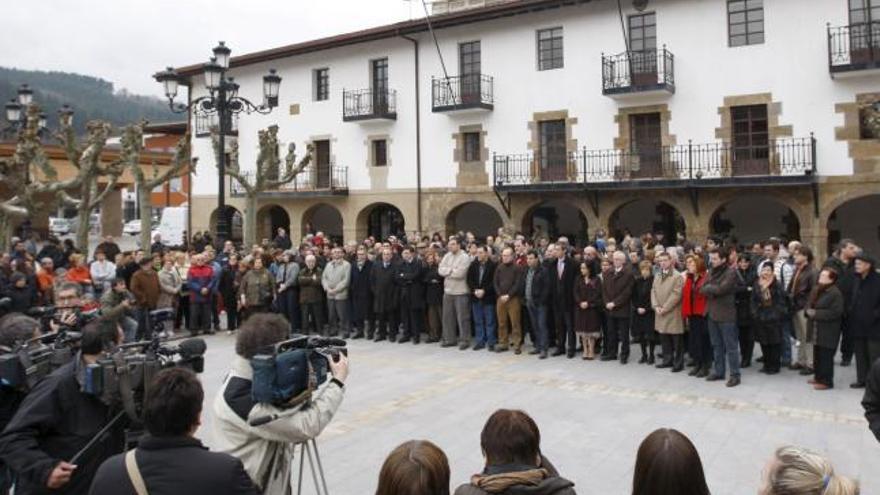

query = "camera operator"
213;313;349;494
101;278;139;343
0;317;127;495
89;368;258;494
51;282;89;333
0;314;42;495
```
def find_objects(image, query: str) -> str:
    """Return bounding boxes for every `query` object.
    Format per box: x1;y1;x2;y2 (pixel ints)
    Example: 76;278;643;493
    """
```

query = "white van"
158;206;188;248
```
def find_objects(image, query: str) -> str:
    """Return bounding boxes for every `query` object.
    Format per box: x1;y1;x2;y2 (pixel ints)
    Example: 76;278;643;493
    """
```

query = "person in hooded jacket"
454;409;575;495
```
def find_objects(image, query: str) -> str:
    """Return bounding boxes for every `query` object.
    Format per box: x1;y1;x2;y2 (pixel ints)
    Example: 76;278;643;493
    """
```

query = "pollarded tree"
0;105;81;248
121;122;193;255
212;124;311;247
56;113;127;253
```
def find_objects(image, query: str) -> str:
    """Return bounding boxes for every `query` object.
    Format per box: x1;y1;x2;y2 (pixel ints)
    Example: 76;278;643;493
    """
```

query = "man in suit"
467;245;498;351
349;245;373;339
396;246;427;344
371;247;399;342
549;244;578;358
602;250;635;364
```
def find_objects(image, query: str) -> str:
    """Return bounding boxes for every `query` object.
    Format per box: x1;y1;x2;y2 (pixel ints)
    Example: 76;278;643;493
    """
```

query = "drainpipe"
401;33;423;236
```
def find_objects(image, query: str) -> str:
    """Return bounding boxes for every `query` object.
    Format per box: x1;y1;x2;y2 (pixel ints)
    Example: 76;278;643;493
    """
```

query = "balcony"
231;164;348;197
492;137;816;193
432;74;494;113
828;22;880;77
342;89;397;122
194;113;238;138
602;47;675;98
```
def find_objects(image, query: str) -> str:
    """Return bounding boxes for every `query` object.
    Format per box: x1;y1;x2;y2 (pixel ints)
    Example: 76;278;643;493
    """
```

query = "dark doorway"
609;199;685;243
827;194;880;257
371;58;389;114
539;120;567;182
367;203;405;240
459;41;481;104
523;200;588;247
314;140;331;189
629;112;663;178
710;197;800;246
628;12;658;86
731;104;770;176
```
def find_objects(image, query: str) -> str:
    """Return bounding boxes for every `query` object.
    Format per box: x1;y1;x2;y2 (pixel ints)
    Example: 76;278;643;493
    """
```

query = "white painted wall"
189;0;877;197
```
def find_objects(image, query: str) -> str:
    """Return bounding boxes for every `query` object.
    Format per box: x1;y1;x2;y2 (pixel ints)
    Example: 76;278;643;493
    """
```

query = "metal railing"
342;88;397;120
828;22;880;70
493;137;816;187
230;164;348;195
194;113;238;137
432;74;494;110
602;47;675;94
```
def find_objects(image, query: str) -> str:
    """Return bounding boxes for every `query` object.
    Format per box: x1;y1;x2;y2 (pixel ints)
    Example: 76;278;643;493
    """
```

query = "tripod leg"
297;442;306;495
305;441;324;495
310;439;330;495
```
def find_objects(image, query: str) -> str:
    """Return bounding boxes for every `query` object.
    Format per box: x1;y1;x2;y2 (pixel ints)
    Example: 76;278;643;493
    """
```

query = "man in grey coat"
322;247;351;338
274;251;300;333
700;247;741;387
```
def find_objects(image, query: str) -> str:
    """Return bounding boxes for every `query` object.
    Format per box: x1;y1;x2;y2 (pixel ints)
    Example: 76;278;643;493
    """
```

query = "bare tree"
122;122;193;255
212;125;311;247
0;105;81;248
56;113;127;254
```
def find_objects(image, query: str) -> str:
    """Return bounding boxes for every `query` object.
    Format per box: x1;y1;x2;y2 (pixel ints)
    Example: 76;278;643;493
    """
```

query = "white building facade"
175;0;880;259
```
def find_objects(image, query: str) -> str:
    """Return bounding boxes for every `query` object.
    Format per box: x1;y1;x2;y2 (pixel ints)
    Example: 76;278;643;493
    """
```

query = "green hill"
0;66;174;135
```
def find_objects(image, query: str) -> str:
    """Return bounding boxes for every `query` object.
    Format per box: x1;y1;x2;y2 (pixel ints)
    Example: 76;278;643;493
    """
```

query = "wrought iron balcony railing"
602;47;675;96
493;137;816;190
432;74;494;112
194;112;238;137
342;88;397;121
231;164;348;196
828;22;880;74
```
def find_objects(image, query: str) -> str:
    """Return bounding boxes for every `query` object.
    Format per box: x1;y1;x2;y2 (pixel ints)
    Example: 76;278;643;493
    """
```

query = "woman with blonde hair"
760;445;859;495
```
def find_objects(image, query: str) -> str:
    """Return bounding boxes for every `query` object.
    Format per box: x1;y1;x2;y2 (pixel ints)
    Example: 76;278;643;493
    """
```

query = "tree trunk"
0;212;11;252
139;185;154;256
244;193;257;249
75;205;91;255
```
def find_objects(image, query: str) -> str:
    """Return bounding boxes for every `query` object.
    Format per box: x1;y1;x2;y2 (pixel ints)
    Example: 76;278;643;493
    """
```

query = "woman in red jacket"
682;254;711;378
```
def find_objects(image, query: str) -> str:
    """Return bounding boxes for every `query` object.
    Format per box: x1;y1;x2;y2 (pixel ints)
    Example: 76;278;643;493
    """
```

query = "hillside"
0;66;174;135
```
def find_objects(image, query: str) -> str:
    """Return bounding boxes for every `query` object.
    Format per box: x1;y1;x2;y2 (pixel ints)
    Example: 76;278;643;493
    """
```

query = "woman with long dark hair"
376;440;450;495
631;428;710;495
806;268;844;390
752;261;788;375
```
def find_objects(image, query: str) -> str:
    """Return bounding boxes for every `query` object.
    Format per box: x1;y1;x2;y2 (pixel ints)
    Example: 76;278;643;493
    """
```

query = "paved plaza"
194;333;879;495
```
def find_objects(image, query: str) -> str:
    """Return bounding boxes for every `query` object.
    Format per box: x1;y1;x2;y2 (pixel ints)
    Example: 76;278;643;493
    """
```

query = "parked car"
123;219;141;235
69;214;100;235
49;217;71;235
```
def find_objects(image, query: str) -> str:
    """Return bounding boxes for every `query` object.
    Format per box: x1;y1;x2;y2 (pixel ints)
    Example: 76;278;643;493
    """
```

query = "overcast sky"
1;0;418;98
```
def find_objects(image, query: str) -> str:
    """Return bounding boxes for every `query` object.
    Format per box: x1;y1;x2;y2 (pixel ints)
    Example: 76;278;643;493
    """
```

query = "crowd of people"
2;225;877;392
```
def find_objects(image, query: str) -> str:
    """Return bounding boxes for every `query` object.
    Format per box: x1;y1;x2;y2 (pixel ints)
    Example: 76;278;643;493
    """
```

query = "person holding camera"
0;314;42;495
101;278;139;343
0;317;127;495
213;313;348;494
89;368;258;495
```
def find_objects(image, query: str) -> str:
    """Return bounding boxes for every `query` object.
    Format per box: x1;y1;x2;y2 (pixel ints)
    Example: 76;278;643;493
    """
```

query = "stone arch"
826;193;880;257
608;199;686;246
710;196;801;246
256;204;290;244
302;203;344;244
356;202;407;241
209;205;243;243
445;201;504;240
521;199;589;247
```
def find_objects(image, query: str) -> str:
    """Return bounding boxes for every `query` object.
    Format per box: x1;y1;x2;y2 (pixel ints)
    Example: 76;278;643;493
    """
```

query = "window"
459;41;482;103
728;0;764;47
373;139;387;167
463;132;481;162
730;104;770;175
314;68;329;101
537;27;564;70
538;120;567;181
849;1;880;52
371;58;390;113
628;12;657;52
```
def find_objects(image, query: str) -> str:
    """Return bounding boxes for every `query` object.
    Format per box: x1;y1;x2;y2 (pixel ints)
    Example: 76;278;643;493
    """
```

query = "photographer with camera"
0;314;42;495
101;278;139;343
213;313;349;494
89;368;258;495
0;317;127;495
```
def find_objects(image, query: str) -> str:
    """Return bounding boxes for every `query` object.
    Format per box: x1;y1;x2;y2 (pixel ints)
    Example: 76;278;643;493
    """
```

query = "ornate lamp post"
3;84;73;140
155;41;282;246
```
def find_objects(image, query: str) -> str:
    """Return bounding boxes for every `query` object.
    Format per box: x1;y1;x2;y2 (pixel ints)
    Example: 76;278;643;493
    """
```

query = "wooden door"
459;41;481;104
629;12;658;86
539;120;567;182
629;113;663;178
371;58;389;114
731;105;770;176
315;140;331;188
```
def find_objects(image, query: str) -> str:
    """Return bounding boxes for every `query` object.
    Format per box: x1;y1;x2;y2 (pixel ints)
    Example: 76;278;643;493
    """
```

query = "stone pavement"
195;334;879;495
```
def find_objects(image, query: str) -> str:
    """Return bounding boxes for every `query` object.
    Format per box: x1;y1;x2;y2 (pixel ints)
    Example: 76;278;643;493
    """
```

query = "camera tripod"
295;438;330;495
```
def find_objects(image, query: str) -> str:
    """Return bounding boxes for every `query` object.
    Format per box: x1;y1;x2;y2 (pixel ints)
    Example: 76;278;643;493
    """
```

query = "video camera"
0;329;82;392
251;335;347;408
83;334;207;423
27;305;99;334
148;307;175;336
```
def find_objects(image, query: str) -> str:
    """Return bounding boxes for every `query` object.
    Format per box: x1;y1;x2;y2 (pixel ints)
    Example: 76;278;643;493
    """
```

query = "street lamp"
155;41;283;246
2;84;73;140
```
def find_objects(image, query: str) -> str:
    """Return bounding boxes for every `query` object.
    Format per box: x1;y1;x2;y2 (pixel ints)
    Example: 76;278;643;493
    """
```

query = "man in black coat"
0;318;127;495
371;247;399;342
863;357;880;443
524;250;551;359
272;227;292;251
602;250;636;363
396;246;427;344
548;244;578;358
89;368;257;495
349;245;373;339
36;236;66;270
823;238;859;366
849;253;880;388
467;245;498;351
